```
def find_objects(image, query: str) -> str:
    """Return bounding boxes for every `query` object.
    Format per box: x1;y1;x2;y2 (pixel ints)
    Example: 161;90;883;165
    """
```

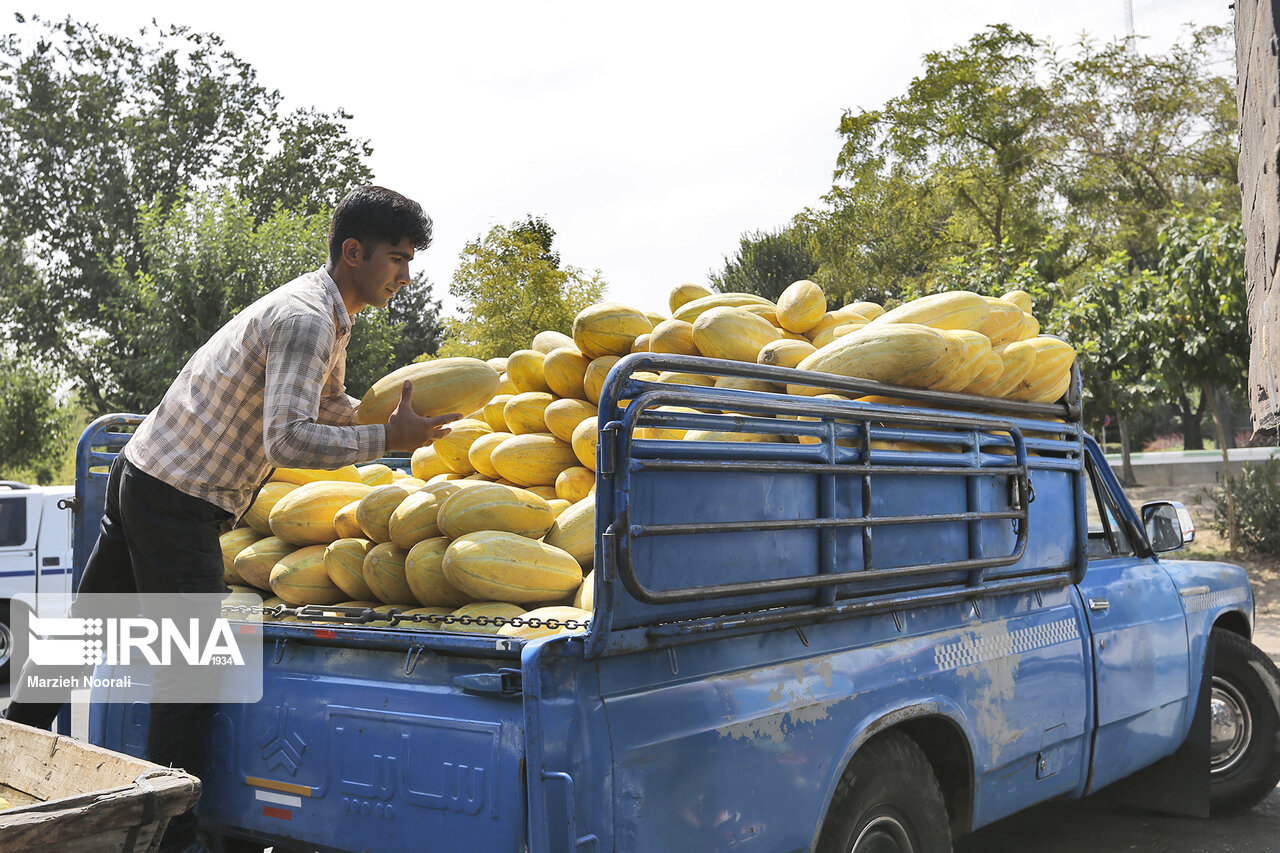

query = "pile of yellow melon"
219;279;1073;637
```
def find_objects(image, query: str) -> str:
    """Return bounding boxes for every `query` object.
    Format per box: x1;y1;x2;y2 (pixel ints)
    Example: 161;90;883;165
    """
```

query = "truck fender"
811;698;977;847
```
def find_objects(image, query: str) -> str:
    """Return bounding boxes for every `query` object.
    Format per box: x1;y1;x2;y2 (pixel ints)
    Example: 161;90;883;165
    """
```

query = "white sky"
6;0;1236;317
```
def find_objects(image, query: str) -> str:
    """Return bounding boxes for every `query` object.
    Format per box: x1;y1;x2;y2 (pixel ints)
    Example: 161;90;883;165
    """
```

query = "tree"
804;26;1061;305
1048;26;1238;272
0;14;373;414
0;354;74;484
102;190;444;411
440;217;605;360
709;226;818;302
1048;255;1157;485
1148;205;1248;551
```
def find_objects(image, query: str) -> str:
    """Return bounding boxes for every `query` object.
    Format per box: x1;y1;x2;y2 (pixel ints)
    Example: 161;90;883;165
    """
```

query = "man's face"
350;237;415;311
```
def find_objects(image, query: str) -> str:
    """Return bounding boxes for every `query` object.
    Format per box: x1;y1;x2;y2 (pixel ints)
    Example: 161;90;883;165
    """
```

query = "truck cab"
0;481;75;675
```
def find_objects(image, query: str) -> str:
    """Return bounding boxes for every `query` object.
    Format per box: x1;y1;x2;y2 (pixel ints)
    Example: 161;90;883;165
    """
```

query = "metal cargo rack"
588;352;1087;655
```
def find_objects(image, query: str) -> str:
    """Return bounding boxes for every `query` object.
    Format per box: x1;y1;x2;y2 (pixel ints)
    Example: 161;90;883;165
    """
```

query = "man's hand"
384;380;462;451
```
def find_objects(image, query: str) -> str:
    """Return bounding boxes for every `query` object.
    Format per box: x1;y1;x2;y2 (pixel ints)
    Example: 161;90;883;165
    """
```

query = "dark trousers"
6;453;232;851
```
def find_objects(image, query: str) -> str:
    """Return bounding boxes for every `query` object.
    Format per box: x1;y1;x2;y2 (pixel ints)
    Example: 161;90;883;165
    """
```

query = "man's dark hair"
328;186;433;265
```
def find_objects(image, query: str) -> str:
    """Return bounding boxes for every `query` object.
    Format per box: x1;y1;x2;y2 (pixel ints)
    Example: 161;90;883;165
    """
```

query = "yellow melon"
544;494;596;568
333;500;364;539
531;330;576;354
323;537;377;601
786;324;960;396
489;433;579;486
583;356;620;405
692;307;783;362
543;399;599;443
506;349;552;394
504;392;556;435
355;482;419;543
448;601;528;635
573;303;652;358
410;444;453;481
357;357;501;425
270;544;346;606
866;291;991;333
555;466;595;503
542;348;592;399
363;542;414;605
432;418;493;474
443;531;585;604
244;482;299;536
574;569;595;611
571;417;599;471
757;338;817;369
405;537;473;607
1000;289;1033;313
807;306;873;340
268;481;373;546
649;318;700;356
486;356;509;374
630;333;651;353
668;282;714;313
271;465;362;485
220;528;263;585
437;483;556;539
233;537;296;591
356;463;395;486
468;431;512;479
776;280;828;333
385;480;488;549
673;293;774;323
481;394;515;432
497;605;592;639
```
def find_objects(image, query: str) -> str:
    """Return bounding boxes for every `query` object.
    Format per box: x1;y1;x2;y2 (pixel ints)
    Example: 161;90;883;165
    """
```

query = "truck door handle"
1088;597;1110;612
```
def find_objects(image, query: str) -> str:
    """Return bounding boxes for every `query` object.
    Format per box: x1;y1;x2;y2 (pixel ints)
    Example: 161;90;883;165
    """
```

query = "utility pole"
1124;0;1135;37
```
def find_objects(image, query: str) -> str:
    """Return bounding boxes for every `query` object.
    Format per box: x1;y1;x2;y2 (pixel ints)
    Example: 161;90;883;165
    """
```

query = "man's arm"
263;314;385;467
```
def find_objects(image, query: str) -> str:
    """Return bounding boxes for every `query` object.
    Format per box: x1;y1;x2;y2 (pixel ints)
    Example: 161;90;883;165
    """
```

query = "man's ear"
341;237;364;267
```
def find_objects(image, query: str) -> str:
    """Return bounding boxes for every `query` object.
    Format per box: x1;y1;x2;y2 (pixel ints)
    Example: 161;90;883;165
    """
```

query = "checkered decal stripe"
934;618;1080;673
1182;585;1249;614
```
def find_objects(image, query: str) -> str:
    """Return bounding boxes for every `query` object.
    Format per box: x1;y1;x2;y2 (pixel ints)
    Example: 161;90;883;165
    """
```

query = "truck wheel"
817;731;951;853
0;600;14;681
1208;628;1280;816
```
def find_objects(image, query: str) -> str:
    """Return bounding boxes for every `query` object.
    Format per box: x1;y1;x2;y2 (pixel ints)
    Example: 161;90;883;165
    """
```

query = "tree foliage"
0;14;374;413
440;217;605;360
104;191;443;410
0;353;74;484
710;226;818;301
724;24;1237;313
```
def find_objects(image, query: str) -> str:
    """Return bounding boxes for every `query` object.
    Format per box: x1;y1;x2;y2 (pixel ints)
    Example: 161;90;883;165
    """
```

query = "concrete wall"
1104;447;1280;486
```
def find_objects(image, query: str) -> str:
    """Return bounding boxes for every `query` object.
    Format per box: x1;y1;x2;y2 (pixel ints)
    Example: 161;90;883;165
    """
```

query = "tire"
1208;628;1280;816
0;599;16;682
817;731;952;853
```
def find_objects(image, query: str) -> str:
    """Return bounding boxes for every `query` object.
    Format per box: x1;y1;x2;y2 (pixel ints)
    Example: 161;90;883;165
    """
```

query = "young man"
5;186;458;853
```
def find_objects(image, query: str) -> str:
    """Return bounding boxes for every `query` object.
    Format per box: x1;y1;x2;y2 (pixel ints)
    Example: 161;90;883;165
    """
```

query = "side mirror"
1140;500;1195;553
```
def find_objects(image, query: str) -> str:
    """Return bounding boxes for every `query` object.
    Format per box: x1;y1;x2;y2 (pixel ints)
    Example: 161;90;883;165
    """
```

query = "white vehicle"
0;481;75;676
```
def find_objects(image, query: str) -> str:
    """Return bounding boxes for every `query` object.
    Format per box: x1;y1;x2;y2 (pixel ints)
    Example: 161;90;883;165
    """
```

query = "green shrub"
1206;459;1280;554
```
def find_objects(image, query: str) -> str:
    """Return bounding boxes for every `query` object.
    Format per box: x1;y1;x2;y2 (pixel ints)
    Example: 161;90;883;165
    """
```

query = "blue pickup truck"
68;354;1280;853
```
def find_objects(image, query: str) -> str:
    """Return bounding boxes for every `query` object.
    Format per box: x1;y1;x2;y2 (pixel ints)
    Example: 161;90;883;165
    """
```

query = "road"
955;786;1280;852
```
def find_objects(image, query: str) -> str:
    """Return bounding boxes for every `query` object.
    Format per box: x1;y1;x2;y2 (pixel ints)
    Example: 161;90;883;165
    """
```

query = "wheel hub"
851;814;914;853
1210;676;1253;775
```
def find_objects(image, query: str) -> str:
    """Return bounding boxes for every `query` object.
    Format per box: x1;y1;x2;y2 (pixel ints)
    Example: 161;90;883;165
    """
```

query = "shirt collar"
317;266;354;336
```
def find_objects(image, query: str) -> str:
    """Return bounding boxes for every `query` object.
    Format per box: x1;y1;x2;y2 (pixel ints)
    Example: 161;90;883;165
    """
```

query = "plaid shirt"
124;267;386;516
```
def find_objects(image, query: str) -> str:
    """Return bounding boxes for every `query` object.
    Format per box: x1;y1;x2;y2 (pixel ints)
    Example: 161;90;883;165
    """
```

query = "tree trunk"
1178;391;1205;450
1213;385;1237;449
1117;416;1137;487
1202;380;1238;555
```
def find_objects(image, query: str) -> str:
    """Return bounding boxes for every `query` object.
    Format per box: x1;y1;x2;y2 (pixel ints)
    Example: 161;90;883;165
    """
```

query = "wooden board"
0;720;200;853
